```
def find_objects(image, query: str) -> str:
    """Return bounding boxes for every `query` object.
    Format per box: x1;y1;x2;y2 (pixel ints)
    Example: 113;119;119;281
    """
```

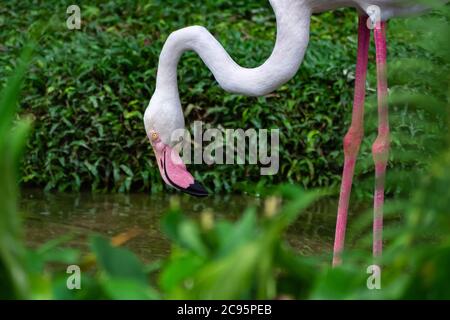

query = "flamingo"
143;0;435;265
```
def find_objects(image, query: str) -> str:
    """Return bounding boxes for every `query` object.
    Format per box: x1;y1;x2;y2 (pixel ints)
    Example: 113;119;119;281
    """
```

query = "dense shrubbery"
0;0;439;194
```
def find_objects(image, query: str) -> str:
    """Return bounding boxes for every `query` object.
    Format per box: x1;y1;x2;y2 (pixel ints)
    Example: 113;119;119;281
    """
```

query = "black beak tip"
183;180;209;197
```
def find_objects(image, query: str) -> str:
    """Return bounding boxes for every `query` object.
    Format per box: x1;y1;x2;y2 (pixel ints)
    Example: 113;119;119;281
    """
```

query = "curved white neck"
155;0;312;98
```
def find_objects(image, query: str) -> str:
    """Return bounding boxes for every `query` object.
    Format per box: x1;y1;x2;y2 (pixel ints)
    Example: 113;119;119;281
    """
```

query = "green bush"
0;38;34;299
0;0;441;194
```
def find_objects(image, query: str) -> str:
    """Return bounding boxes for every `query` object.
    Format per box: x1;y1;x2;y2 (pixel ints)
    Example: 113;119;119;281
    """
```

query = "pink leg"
372;21;389;260
332;16;370;267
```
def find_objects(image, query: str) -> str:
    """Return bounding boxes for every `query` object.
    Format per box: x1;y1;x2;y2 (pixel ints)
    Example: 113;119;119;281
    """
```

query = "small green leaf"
90;236;147;283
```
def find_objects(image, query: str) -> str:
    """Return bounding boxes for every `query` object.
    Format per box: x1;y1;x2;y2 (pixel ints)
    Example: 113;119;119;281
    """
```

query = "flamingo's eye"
151;132;158;141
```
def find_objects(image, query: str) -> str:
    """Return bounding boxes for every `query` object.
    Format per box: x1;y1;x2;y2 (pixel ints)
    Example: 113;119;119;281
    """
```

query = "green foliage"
90;236;160;299
0;32;160;300
159;187;320;299
0;39;34;299
0;0;442;194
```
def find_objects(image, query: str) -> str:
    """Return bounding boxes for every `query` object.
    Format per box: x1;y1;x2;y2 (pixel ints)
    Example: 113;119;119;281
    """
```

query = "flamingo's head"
143;91;208;197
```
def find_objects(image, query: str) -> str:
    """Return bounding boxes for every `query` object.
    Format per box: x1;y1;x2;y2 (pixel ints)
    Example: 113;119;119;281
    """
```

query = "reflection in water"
21;189;352;263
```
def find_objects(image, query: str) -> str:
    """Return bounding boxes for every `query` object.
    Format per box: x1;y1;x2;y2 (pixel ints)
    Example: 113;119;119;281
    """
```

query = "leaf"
0;40;35;299
217;208;257;256
90;236;147;283
101;278;160;300
161;209;208;256
160;252;205;292
120;164;133;177
161;209;185;242
84;160;98;176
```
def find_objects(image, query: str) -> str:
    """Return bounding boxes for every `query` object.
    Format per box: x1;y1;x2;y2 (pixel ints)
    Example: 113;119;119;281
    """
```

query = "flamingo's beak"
150;136;208;197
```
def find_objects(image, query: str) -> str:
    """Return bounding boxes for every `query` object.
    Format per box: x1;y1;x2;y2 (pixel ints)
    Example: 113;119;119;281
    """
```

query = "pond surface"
21;189;354;263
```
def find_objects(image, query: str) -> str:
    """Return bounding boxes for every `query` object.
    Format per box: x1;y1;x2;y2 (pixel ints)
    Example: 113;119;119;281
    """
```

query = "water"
21;189;345;263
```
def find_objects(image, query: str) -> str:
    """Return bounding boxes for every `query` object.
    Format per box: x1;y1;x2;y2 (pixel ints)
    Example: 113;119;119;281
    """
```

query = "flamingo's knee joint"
343;128;363;157
372;134;390;167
